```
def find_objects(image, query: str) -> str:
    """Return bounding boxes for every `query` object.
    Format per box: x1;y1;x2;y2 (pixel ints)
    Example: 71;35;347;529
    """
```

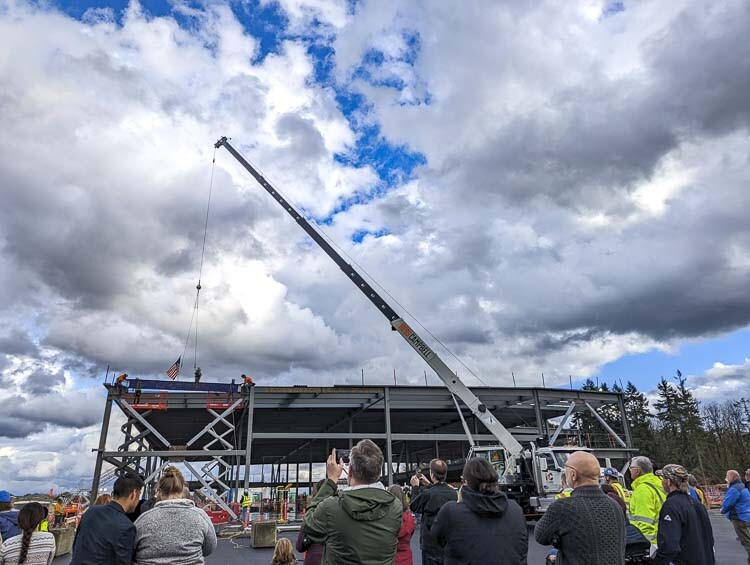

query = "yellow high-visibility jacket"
629;472;665;544
555;488;573;500
241;495;252;508
611;481;629;506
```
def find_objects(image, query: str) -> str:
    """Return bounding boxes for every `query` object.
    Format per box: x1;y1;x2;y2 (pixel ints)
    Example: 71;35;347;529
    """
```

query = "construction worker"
240;489;251;524
53;498;63;526
555;473;573;499
629;456;665;551
603;467;629;508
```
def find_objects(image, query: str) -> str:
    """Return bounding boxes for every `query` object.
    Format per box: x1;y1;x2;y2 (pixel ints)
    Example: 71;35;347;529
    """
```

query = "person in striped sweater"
0;502;56;564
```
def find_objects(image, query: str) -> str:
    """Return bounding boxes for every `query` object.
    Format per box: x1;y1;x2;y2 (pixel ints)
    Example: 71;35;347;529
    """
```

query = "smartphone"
337;449;351;464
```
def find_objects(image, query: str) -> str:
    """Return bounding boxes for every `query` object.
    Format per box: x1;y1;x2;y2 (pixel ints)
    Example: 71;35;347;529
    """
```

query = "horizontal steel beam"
251;433;504;441
103;450;245;457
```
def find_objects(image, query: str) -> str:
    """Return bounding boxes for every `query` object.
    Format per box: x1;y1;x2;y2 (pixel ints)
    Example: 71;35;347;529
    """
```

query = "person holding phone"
409;459;457;565
301;440;402;564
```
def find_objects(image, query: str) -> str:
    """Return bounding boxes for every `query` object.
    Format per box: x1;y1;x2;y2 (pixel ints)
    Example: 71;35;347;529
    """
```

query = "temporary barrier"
704;484;728;508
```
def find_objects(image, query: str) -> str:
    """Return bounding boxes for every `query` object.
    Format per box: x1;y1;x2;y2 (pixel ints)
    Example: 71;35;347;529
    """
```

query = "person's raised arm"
302;448;341;544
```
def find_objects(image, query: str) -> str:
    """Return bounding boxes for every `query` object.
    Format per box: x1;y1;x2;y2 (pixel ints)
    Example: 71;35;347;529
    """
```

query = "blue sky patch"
590;327;750;393
602;1;625;18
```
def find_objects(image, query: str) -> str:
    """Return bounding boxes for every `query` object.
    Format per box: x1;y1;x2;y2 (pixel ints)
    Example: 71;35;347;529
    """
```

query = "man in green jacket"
629;456;666;550
303;440;403;565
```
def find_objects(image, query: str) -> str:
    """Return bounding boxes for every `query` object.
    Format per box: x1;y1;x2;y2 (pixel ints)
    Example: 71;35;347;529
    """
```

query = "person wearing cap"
628;456;665;550
0;490;20;543
603;467;628;508
652;464;714;565
722;469;750;564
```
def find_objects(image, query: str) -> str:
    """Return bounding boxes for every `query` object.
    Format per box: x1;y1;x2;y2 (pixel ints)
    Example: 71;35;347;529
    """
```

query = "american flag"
166;357;181;380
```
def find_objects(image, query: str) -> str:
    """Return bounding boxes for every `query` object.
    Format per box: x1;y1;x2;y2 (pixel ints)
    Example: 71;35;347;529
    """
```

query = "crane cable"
181;147;217;371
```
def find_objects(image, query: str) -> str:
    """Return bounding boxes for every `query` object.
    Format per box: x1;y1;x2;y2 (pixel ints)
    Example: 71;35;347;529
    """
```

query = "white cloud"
689;359;750;402
1;0;749;492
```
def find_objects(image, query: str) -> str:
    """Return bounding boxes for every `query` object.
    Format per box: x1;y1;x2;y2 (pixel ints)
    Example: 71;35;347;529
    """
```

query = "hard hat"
603;467;619;479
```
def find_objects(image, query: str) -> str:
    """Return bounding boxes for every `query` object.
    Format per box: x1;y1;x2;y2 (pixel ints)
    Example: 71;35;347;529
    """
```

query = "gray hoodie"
133;499;217;564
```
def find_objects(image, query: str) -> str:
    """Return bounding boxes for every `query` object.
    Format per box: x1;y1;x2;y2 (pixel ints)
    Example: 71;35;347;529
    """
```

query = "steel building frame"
91;379;635;517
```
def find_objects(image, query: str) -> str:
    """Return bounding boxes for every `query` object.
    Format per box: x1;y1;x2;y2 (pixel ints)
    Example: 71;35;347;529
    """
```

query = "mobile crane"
215;136;622;513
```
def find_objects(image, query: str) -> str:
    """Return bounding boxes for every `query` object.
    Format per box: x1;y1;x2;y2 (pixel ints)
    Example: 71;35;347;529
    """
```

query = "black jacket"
534;485;626;565
432;487;528;565
71;501;136;565
653;490;715;565
409;482;457;553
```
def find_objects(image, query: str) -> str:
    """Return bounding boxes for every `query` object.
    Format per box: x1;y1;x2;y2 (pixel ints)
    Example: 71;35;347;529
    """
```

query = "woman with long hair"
92;494;111;507
133;466;217;564
0;502;56;564
432;457;528;564
271;537;297;565
388;485;415;565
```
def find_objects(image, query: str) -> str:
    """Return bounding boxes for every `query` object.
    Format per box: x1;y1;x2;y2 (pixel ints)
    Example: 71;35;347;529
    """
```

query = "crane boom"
215;136;524;457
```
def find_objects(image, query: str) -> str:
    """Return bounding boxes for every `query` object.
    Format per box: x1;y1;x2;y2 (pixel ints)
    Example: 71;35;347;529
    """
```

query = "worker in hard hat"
240;489;251;525
603;467;629;509
555;472;573;499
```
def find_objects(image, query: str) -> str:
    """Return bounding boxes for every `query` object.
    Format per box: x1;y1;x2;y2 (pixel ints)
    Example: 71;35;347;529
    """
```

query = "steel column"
385;386;393;486
243;386;255;491
532;389;547;437
617;393;633;446
91;394;114;496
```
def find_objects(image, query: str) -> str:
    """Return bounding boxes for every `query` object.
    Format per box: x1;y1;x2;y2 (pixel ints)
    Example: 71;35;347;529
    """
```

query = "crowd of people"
1;446;749;564
294;446;750;565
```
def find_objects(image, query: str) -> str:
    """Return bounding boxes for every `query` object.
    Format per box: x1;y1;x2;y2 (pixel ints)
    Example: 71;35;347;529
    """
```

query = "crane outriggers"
215;136;635;514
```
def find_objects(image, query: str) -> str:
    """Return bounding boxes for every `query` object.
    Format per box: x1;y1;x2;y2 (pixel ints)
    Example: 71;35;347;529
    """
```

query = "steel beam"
549;402;577;447
186;398;243;447
116;398;171;447
584;402;627;447
184;461;237;520
102;450;245;457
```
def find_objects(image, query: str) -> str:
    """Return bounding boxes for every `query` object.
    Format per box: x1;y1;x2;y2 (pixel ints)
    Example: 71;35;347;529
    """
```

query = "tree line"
577;372;750;483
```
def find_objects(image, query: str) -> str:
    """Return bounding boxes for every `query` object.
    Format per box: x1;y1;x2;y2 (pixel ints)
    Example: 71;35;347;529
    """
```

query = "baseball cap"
656;464;688;482
0;490;12;503
603;467;619;479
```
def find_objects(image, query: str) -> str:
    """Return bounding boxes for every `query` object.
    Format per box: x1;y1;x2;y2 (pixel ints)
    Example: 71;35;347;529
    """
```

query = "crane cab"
467;445;520;485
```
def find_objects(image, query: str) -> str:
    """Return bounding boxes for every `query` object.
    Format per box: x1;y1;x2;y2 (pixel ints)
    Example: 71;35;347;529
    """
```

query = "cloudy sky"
1;0;748;493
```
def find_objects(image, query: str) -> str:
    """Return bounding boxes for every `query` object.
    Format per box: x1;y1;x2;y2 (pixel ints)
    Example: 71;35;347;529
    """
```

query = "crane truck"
215;136;627;513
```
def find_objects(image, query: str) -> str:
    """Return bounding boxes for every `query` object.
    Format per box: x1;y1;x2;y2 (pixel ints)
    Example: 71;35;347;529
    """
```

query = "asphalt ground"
53;510;748;564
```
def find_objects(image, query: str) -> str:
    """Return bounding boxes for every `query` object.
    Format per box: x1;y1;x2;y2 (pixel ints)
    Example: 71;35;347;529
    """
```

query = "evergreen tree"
623;381;655;456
